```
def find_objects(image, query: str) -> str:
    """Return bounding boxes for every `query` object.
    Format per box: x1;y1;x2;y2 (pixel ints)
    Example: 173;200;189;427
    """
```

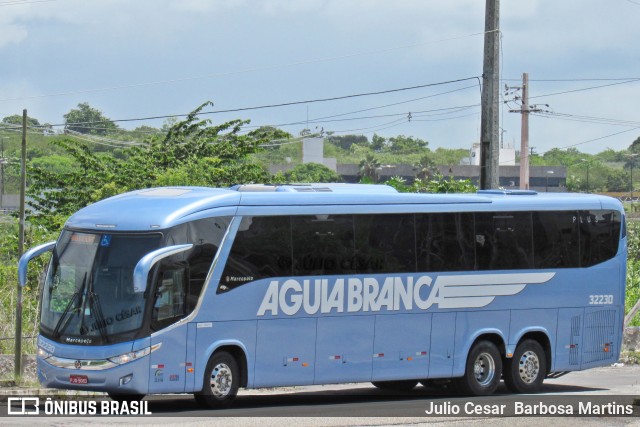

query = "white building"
469;142;516;166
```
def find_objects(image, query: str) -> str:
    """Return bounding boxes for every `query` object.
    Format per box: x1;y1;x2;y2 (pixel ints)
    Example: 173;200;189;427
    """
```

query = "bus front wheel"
456;340;502;396
504;339;546;393
194;351;240;409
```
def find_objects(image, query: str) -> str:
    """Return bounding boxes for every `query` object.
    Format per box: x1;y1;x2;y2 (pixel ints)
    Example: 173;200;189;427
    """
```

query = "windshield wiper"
85;271;109;343
52;273;86;339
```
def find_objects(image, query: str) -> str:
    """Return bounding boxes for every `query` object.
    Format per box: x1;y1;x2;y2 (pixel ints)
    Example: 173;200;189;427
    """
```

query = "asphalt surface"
0;365;639;426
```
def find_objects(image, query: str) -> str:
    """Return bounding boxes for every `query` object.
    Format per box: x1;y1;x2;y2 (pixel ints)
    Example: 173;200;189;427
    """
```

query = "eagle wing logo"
429;272;556;309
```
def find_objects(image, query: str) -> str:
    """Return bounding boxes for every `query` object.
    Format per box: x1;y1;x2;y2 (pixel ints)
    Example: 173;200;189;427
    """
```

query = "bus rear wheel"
456;340;502;396
504;339;546;393
194;351;240;409
371;380;418;391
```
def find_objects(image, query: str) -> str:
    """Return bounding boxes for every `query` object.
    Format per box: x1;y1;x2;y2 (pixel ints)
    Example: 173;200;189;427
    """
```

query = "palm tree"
359;153;381;182
415;154;437;180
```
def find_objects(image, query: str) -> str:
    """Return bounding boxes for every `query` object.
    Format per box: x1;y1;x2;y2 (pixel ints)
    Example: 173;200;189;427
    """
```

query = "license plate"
70;374;88;384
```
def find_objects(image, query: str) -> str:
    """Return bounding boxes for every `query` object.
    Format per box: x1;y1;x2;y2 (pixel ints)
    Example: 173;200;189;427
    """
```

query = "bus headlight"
107;343;161;365
37;347;52;359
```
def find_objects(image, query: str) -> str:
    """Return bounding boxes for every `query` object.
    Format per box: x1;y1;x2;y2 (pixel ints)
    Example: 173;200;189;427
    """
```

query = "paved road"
2;365;639;426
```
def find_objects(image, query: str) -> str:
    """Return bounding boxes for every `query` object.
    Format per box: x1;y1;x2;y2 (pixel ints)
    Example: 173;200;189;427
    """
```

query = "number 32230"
589;294;613;305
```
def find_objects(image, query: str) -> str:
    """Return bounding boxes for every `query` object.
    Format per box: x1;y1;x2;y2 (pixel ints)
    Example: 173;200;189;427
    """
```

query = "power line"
554;126;640;151
39;85;481;133
43;77;481;128
0;0;55;6
532;111;640;127
529;79;640;100
242;105;479;131
502;77;640;82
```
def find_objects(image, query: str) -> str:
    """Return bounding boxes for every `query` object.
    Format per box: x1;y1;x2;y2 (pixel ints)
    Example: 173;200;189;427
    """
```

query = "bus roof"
64;184;623;231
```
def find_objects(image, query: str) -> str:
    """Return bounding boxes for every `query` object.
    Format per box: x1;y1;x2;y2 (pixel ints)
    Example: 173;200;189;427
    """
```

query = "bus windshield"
41;231;162;345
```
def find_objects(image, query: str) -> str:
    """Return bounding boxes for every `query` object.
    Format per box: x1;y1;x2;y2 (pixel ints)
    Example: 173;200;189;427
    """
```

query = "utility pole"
15;109;27;381
520;73;530;190
480;0;500;189
507;73;544;190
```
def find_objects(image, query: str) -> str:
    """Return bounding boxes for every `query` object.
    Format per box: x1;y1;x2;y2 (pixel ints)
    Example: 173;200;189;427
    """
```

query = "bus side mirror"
133;244;193;293
18;241;57;287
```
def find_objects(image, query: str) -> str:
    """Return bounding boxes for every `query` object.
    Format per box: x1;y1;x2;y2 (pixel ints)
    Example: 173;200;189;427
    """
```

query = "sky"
1;0;639;156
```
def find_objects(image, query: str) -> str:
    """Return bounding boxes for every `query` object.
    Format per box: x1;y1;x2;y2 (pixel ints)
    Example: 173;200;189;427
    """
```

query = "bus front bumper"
37;354;150;395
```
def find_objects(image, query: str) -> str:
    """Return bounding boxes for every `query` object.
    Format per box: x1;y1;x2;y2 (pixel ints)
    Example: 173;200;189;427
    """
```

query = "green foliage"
415;154;437;180
0;217;57;354
387;135;429;155
30;155;76;175
279;163;341;183
63;102;118;135
626;222;640;326
414;174;477;193
627;260;640;326
359;153;381;182
28;102;270;231
431;147;469;167
384;176;411;192
2;114;40;127
371;134;385;152
327;134;369;151
247;126;293;142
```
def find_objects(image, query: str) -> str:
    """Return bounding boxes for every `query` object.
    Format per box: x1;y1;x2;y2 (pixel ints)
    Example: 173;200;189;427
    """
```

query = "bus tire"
371;380;418;391
194;351;240;409
504;339;546;393
456;340;502;396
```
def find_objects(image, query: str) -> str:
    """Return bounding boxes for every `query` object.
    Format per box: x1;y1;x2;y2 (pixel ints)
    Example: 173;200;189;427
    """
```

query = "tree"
414;154;437;180
328;135;369;151
2;114;40;127
387;135;428;154
359;153;381;182
432;147;468;167
28;102;270;231
63;102;118;135
371;134;386;152
281;163;341;183
247;126;292;141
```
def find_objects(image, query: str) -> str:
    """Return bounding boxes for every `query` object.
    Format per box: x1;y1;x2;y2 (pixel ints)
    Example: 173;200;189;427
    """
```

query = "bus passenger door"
314;316;374;384
148;266;190;393
429;312;456;378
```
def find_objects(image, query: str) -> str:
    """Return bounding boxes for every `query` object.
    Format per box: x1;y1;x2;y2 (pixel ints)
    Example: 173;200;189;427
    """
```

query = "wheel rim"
209;363;233;397
473;352;496;387
518;350;540;384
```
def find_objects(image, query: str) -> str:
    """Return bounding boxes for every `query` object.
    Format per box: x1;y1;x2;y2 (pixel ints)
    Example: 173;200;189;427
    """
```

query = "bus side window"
475;212;533;270
416;213;475;272
292;215;355;276
152;264;187;330
354;214;416;274
532;211;580;268
580;210;621;267
219;216;292;293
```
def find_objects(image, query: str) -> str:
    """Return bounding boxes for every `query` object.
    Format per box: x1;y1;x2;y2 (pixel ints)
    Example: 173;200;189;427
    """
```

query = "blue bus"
19;184;626;408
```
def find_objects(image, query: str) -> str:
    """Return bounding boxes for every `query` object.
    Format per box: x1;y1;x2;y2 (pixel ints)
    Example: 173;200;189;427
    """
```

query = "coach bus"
19;184;626;408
